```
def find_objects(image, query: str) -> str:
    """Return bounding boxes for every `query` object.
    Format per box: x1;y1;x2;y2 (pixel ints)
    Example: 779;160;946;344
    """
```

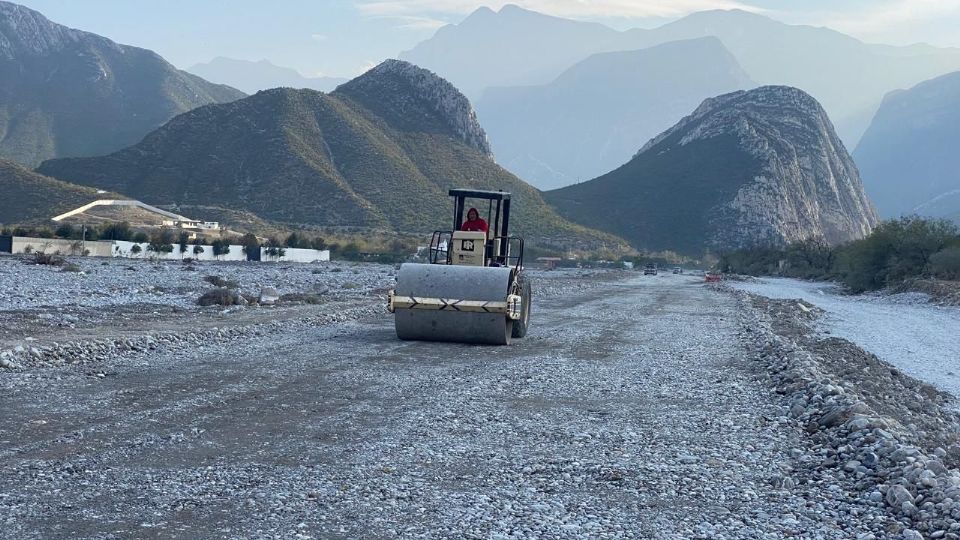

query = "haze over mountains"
547;87;878;255
0;1;244;167
855;71;960;224
404;5;960;188
187;57;347;95
478;37;753;189
38;60;620;251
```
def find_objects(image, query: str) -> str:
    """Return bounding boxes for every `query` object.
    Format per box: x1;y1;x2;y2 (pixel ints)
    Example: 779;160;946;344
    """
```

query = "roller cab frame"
388;189;532;345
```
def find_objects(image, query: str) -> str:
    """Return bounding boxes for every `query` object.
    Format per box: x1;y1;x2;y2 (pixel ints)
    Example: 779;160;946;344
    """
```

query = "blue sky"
13;0;960;77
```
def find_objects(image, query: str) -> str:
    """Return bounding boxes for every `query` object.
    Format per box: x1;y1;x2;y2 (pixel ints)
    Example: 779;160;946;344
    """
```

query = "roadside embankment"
734;287;960;537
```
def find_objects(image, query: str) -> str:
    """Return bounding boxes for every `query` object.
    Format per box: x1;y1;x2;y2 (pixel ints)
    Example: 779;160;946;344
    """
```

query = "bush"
930;246;960;280
203;275;238;289
279;293;325;305
132;231;149;243
719;217;960;292
197;288;242;307
61;263;82;273
29;251;65;266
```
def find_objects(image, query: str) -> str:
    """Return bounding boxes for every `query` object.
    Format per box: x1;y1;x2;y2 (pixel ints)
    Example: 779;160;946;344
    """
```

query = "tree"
240;233;260;259
55;223;75;239
132;231;149;243
193;244;205;257
178;232;190;259
285;232;301;248
130;244;143;257
101;221;132;241
147;230;175;255
264;238;286;260
211;239;231;259
310;236;327;251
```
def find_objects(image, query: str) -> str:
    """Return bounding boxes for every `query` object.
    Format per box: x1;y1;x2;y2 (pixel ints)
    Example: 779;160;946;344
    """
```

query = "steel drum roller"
393;263;515;345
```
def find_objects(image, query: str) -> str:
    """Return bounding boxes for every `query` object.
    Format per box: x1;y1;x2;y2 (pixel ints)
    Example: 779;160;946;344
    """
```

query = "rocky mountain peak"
650;85;877;248
0;1;115;59
335;59;491;156
639;86;829;155
547;85;879;254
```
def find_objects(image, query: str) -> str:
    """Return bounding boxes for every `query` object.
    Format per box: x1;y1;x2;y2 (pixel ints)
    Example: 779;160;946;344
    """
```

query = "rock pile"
736;289;960;536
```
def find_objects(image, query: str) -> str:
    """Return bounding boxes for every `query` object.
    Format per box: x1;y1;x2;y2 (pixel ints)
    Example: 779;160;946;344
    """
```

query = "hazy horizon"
10;0;960;78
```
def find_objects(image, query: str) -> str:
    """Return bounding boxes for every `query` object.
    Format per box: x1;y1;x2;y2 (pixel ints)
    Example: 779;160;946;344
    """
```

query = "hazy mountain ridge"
0;1;245;167
477;37;754;189
400;4;627;99
37;61;621;250
854;71;960;223
404;5;960;151
547;86;879;255
187;57;347;94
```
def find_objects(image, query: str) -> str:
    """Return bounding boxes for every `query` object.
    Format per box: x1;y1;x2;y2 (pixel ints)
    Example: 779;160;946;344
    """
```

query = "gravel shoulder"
1;271;903;539
730;277;960;400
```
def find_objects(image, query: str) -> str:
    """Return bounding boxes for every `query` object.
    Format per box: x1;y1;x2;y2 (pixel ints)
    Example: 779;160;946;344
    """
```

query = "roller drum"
394;263;514;345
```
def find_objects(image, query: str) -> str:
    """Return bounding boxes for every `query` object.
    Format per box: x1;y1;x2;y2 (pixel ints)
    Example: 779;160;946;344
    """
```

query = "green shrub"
930;246;960;280
279;293;325;305
29;251;65;266
198;288;241;306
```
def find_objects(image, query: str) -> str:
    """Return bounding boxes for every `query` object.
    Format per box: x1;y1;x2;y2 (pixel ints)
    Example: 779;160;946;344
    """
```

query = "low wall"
10;237;114;257
268;247;330;263
111;241;247;262
3;236;330;263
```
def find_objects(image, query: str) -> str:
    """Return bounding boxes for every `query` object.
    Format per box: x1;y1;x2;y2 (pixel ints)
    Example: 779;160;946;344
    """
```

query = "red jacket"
461;208;488;232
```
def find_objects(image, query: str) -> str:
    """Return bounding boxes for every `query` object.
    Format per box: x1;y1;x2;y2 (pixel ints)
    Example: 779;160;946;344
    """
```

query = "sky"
11;0;960;78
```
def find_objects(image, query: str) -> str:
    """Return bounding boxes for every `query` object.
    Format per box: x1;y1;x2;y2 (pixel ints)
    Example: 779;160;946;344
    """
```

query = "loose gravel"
731;277;960;400
734;287;960;538
1;271;914;538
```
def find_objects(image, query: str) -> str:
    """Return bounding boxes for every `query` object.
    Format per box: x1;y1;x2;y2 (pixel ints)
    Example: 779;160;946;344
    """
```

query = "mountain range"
0;1;245;168
403;5;960;157
477;37;753;190
854;71;960;223
546;86;879;255
187;57;347;95
37;60;622;251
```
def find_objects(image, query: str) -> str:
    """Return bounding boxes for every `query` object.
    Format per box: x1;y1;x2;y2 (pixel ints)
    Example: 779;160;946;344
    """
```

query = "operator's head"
467;208;479;221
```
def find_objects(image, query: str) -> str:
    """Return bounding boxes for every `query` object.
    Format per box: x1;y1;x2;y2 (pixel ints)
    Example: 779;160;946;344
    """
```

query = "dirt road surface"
1;274;895;538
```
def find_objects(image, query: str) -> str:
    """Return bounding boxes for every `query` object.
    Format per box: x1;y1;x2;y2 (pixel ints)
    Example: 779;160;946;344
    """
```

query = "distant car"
643;263;658;275
672;267;682;274
705;271;723;283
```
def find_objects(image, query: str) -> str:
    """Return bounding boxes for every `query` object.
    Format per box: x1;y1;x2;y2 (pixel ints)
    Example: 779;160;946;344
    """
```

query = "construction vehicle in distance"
388;189;531;345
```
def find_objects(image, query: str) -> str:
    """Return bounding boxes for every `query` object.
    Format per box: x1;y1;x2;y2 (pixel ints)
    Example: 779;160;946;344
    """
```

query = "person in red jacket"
460;207;488;233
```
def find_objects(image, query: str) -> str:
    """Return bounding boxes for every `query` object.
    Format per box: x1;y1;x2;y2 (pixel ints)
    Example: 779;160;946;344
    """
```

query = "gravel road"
731;277;960;399
1;272;899;538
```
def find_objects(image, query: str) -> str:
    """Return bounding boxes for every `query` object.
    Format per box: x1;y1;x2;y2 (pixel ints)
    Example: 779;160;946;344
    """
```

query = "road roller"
387;189;531;345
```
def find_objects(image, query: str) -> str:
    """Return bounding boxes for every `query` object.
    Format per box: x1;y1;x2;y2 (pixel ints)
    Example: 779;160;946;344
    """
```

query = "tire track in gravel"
1;275;897;539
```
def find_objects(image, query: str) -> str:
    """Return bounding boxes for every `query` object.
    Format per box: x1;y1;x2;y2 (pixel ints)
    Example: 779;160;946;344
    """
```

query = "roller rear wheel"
511;276;532;339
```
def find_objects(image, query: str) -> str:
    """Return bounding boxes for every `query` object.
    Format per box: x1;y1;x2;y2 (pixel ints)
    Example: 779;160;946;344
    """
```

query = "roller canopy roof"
448;189;511;201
